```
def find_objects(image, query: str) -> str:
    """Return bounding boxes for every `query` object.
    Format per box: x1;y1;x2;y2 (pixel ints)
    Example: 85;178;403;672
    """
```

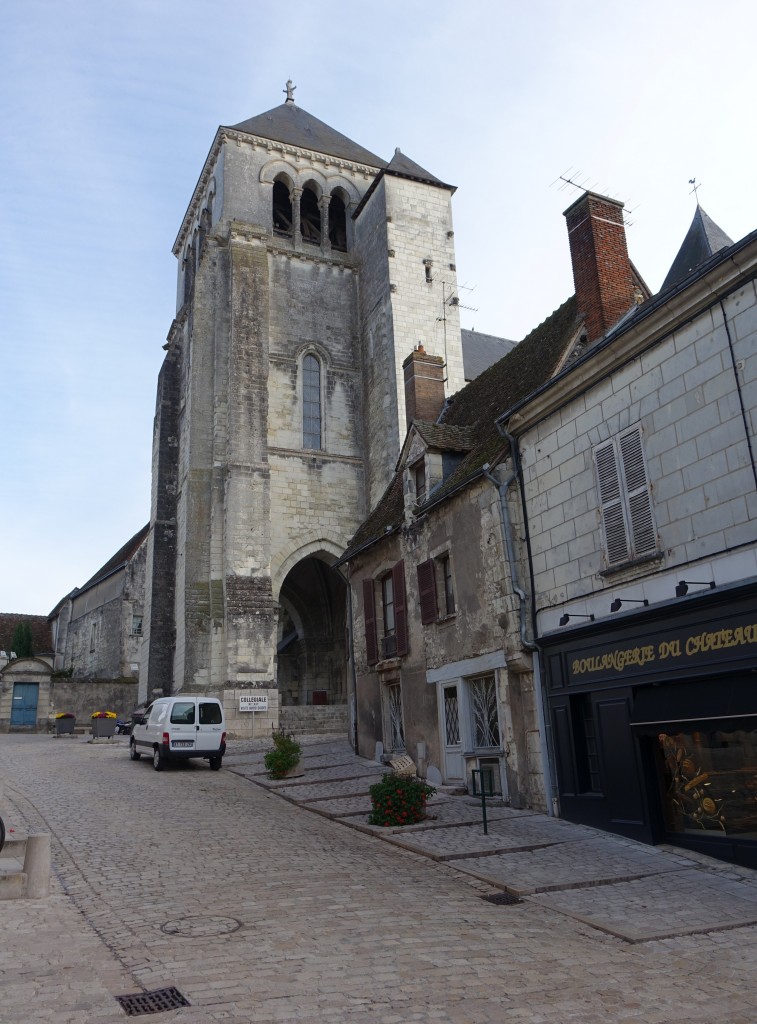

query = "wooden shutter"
393;560;409;657
594;439;629;565
417;559;438;624
619;427;657;556
363;579;379;666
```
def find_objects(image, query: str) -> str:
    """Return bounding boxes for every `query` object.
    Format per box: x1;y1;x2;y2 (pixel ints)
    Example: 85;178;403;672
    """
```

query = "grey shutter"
417;559;438;624
595;440;629;565
619;427;657;557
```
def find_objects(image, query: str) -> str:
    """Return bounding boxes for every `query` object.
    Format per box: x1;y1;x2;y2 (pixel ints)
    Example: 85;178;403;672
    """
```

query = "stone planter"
55;718;76;736
91;718;117;739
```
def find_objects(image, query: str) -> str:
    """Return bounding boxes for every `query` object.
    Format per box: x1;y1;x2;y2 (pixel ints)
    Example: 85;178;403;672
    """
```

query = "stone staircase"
0;783;50;900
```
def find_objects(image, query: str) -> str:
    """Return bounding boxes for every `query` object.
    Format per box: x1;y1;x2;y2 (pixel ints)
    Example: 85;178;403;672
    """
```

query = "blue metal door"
10;683;39;729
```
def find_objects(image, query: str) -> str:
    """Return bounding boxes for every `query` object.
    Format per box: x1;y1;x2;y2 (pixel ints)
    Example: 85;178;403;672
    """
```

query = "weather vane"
284;79;296;103
689;177;701;201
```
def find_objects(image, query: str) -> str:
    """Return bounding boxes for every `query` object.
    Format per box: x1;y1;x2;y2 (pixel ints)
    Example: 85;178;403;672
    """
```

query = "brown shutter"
363;579;379;666
417;559;438;624
393;560;409;656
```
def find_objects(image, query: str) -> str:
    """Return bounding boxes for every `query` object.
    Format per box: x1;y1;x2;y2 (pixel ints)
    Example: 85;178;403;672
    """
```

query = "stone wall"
279;704;348;736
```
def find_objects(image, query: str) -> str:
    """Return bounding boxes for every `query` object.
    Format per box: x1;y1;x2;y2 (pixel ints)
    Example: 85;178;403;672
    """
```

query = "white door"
440;683;464;783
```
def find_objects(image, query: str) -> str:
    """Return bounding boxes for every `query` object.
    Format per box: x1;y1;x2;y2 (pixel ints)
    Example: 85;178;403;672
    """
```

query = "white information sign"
239;694;269;713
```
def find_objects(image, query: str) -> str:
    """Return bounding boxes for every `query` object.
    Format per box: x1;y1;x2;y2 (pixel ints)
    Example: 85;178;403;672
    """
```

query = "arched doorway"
276;556;346;706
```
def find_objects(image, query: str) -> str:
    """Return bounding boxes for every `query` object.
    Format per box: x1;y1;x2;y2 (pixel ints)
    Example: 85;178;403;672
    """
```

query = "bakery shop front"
542;582;757;868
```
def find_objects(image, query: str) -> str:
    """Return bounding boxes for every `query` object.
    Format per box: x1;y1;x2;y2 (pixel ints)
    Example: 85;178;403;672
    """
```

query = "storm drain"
481;891;522;906
116;987;190;1016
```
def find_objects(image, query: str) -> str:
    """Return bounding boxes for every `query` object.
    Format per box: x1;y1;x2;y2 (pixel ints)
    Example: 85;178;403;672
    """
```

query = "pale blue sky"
2;0;756;614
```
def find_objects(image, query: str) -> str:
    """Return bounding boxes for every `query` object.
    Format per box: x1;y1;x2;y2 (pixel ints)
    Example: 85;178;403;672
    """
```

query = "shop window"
302;353;322;450
594;425;657;567
658;725;757;837
571;694;602;794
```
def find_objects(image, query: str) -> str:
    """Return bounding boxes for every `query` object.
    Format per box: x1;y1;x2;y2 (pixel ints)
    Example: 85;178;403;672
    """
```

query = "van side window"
170;702;196;724
199;702;222;725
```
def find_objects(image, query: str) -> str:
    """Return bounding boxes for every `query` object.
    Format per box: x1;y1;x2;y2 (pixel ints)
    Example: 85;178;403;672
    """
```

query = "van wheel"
209;755;222;771
153;747;164;772
129;739;141;761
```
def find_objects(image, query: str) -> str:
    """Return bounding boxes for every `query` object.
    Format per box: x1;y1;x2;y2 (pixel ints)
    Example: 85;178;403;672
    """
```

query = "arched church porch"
276;554;347;710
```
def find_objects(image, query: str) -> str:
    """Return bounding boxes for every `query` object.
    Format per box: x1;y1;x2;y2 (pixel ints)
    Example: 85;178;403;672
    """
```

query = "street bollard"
471;767;494;835
24;833;51;898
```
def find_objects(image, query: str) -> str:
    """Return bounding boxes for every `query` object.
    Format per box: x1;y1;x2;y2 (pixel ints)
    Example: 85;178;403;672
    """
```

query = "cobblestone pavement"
2;734;757;1023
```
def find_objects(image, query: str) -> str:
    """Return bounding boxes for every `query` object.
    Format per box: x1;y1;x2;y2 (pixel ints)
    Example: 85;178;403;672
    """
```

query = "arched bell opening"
276;555;346;707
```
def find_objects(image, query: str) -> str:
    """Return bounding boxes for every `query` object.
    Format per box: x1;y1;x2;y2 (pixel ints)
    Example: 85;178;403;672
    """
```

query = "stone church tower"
140;86;465;715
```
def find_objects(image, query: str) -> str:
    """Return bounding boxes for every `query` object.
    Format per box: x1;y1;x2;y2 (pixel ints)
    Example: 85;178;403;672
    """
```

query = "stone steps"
0;828;49;900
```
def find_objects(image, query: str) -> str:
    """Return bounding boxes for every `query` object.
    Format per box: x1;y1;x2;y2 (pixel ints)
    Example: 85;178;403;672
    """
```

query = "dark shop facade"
542;581;757;868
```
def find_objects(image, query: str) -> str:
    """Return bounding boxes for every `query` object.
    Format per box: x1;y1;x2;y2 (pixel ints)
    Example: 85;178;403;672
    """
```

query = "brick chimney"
564;191;636;344
403;345;445;425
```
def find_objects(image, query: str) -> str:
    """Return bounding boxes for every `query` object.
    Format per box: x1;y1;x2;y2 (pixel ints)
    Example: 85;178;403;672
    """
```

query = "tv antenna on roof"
551;168;637;227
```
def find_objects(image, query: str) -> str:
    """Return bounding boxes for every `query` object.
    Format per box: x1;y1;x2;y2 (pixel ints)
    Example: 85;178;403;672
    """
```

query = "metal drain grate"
481;891;522;906
116;987;190;1016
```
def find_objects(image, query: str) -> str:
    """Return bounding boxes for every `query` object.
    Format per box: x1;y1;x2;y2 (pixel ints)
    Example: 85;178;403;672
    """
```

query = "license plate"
172;740;194;748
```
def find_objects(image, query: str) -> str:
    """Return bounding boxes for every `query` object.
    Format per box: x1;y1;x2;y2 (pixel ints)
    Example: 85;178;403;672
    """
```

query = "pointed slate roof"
383;148;451;189
461;329;516;380
660;206;734;292
227;103;385;167
75;524;150;596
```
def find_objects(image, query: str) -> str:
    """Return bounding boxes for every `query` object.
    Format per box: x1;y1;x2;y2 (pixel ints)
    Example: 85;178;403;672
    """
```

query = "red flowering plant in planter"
90;711;117;719
368;774;435;827
54;712;75;719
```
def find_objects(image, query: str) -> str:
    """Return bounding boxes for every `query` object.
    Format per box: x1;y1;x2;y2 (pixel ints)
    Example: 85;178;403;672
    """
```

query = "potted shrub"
264;728;302;779
91;710;118;739
55;712;76;736
368;774;435;827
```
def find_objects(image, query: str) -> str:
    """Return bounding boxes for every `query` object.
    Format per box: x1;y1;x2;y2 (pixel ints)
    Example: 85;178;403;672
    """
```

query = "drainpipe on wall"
482;428;558;816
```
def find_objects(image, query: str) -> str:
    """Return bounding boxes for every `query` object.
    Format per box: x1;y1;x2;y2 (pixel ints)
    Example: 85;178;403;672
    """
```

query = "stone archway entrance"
276;556;346;707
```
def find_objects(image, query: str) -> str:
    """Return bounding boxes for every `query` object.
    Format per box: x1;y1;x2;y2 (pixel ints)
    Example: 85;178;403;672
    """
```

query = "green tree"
11;622;33;658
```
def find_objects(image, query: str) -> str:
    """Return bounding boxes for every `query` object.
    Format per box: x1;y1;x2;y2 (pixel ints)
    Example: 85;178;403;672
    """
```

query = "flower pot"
91;718;117;739
55;718;76;736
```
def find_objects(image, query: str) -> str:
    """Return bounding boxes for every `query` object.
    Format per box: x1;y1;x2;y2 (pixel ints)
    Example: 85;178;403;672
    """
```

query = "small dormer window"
414;461;426;505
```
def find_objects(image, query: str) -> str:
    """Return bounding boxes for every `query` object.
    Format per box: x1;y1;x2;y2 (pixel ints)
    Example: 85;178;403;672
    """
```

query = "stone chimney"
403;345;445;425
564;191;636;344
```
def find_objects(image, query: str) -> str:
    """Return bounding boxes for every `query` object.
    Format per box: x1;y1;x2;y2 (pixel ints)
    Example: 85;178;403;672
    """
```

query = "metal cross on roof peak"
689;177;701;202
284;80;296;103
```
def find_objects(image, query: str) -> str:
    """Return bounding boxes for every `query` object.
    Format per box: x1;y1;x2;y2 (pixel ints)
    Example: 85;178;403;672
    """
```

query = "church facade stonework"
139;94;465;727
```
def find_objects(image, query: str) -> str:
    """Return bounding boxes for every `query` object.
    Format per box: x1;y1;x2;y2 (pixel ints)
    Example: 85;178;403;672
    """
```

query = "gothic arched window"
273;179;293;236
300;186;321;245
302;353;322;450
329;192;347;251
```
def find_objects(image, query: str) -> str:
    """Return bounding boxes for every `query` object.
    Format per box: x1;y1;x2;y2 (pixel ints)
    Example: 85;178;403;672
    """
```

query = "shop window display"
658;724;757;838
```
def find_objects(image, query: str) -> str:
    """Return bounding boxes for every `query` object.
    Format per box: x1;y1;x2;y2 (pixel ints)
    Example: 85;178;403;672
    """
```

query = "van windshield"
199;702;222;725
170;702;195;725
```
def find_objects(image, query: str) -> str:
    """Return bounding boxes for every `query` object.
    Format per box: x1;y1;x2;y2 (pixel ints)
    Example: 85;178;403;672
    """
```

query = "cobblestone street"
2;733;757;1023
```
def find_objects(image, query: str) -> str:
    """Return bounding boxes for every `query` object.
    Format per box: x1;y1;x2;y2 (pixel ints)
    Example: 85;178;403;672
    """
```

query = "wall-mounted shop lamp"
610;598;649;613
559;613;595;626
675;580;715;598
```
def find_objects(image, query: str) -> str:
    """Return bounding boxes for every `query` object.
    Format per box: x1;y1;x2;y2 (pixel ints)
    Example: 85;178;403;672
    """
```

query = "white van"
129;696;226;772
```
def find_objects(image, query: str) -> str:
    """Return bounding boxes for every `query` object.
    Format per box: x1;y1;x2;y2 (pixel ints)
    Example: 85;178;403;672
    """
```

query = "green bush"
368;773;435;826
264;728;301;779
